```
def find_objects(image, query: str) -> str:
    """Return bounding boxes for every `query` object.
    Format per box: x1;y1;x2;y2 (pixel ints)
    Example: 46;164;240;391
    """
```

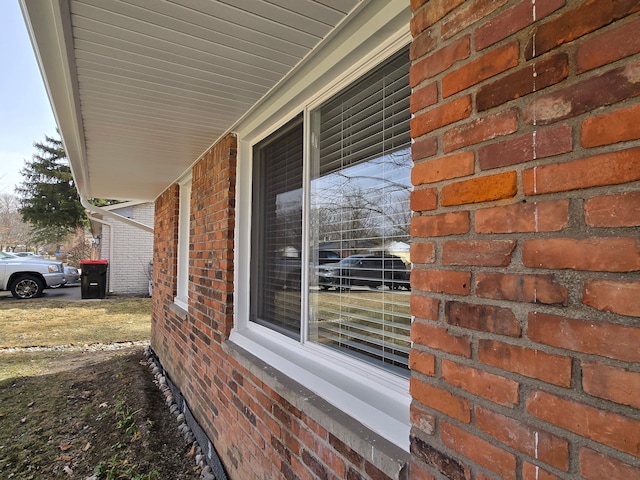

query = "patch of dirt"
0;347;201;479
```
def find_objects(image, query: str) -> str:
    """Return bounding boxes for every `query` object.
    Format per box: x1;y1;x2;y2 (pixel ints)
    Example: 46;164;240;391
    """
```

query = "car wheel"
11;275;45;299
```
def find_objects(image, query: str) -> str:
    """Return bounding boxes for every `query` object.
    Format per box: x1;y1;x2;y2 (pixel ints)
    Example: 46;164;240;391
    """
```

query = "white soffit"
21;0;362;201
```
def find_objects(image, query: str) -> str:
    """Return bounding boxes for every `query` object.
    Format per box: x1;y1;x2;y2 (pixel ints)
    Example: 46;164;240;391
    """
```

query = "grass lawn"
0;297;152;381
0;350;65;382
0;298;152;348
0;296;198;479
0;349;199;479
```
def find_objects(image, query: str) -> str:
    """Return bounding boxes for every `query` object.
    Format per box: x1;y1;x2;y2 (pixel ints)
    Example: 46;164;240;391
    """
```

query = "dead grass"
0;349;200;479
0;351;64;382
0;298;198;479
0;298;152;348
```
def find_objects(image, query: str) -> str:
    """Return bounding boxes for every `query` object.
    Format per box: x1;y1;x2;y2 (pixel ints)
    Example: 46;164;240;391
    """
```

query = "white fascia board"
235;0;411;140
81;197;154;233
20;0;90;199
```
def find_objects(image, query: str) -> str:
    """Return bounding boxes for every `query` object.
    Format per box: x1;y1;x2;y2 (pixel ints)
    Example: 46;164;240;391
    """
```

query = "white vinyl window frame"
174;175;192;311
231;3;411;450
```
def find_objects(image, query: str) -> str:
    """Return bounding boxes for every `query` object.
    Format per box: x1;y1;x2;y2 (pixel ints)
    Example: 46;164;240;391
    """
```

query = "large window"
250;48;411;376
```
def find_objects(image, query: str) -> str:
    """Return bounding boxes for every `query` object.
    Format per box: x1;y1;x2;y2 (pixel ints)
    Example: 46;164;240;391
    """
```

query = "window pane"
176;181;191;307
309;48;412;376
251;118;303;339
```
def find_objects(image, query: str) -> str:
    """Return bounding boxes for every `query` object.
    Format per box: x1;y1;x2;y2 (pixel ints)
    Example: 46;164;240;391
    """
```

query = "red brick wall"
409;1;640;479
151;3;640;479
189;133;237;340
152;134;407;479
152;133;237;426
152;183;183;380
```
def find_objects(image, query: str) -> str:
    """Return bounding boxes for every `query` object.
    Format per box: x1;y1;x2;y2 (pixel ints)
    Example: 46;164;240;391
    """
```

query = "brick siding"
153;135;407;479
151;2;640;479
409;1;640;479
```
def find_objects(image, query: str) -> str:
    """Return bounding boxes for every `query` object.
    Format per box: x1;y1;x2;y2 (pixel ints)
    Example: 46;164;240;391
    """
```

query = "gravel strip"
0;340;150;354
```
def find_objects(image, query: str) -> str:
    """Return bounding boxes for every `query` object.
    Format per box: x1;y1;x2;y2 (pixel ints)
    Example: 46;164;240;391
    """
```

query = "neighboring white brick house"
89;201;154;295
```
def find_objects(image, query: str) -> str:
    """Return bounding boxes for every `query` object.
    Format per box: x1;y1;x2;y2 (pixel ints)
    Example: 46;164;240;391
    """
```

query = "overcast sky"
0;1;58;195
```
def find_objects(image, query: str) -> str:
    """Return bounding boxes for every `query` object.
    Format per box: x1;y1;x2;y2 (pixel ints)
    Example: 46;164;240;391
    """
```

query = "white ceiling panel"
21;0;363;201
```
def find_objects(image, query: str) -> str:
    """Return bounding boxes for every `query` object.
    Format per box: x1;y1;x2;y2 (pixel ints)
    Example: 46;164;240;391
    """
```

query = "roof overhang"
20;0;367;201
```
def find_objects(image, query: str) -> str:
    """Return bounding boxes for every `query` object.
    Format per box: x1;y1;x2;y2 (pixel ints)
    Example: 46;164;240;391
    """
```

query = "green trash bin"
80;260;108;299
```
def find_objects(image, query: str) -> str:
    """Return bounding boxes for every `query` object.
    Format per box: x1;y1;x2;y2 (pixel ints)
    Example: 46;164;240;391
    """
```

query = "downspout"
80;197;154;233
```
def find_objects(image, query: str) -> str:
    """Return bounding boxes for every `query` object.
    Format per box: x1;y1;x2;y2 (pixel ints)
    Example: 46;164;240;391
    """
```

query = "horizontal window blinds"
250;47;412;375
252;118;303;338
310;47;412;375
318;52;411;177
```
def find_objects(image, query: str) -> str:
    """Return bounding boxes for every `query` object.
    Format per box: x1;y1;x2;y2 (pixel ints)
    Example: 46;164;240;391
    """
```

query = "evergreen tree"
16;134;87;245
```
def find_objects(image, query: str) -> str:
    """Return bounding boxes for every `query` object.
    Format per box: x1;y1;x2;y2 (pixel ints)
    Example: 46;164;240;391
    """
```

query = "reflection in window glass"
309;49;412;376
251;118;303;339
249;48;412;375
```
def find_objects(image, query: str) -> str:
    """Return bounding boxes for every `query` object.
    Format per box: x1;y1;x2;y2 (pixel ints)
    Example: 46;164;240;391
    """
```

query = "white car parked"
0;252;66;299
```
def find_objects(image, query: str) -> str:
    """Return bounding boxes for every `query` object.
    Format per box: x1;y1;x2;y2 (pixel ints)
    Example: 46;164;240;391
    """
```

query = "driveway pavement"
43;284;84;301
0;284;84;302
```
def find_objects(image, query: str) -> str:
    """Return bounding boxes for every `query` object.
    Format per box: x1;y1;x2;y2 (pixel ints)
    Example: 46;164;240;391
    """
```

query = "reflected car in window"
318;250;340;264
274;249;341;290
316;253;410;291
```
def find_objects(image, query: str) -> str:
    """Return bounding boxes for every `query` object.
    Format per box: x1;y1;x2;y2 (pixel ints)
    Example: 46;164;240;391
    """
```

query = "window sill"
170;300;188;319
228;325;410;454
